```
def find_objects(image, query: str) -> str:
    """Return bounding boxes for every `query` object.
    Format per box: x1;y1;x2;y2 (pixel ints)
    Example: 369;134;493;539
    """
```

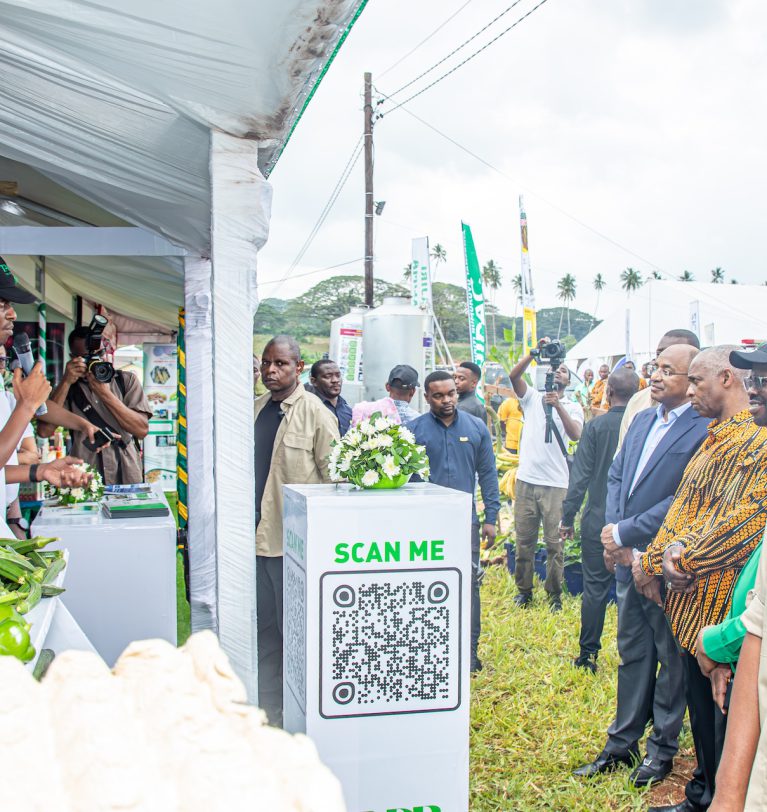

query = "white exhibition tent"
0;0;367;700
568;279;767;369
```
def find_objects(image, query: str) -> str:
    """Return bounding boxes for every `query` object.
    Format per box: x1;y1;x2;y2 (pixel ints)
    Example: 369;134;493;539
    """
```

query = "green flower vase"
366;473;409;490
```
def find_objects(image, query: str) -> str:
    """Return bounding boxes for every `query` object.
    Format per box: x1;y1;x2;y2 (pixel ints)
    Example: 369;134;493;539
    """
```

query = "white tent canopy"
568;279;767;367
0;0;366;700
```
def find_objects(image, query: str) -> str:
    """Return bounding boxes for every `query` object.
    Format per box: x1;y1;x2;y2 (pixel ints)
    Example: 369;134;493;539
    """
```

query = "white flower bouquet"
328;412;430;489
53;463;105;505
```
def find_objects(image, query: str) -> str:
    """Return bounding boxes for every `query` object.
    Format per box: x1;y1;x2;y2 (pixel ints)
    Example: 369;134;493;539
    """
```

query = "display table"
31;486;177;666
283;483;472;812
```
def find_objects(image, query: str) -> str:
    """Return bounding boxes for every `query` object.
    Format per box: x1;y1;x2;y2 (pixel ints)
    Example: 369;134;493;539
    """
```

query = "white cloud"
258;0;767;321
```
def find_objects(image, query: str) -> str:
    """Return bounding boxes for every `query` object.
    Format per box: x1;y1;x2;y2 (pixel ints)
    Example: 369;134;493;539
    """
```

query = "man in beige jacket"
254;335;339;726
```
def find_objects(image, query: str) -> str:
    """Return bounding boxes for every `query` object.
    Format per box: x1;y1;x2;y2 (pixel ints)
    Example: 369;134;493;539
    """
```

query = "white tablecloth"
31;487;177;666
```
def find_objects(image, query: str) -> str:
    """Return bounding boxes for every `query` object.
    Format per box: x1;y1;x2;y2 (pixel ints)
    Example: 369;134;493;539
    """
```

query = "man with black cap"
0;258;96;533
384;364;421;424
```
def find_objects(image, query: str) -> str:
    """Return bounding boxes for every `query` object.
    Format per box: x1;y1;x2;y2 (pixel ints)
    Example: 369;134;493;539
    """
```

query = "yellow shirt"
590;378;609;410
497;397;523;452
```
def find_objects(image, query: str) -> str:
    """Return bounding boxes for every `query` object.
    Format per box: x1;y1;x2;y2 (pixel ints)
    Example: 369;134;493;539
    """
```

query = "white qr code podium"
283;482;472;812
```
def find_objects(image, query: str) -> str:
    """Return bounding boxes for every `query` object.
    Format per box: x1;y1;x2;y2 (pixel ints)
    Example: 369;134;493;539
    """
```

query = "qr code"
320;568;462;718
284;559;306;710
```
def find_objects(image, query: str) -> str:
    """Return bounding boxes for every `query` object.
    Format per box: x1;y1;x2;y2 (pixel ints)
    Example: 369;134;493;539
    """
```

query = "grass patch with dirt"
470;564;694;811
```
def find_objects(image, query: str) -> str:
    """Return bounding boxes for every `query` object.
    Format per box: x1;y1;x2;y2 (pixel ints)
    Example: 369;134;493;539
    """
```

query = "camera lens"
88;360;115;383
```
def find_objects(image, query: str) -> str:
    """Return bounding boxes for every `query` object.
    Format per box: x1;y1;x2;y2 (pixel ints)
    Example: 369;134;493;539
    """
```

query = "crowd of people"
252;325;767;810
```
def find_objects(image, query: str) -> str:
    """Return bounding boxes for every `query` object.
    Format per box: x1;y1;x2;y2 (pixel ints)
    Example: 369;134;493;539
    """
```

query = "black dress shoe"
572;748;638;778
470;655;483;673
648;801;701;812
572;653;598;674
629;756;672;787
550;597;563;612
513;593;532;608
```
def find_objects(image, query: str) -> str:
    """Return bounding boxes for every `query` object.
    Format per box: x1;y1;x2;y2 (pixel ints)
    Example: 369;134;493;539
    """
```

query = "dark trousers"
256;554;284;728
471;524;481;660
579;535;615;656
684;653;727;809
606;580;686;762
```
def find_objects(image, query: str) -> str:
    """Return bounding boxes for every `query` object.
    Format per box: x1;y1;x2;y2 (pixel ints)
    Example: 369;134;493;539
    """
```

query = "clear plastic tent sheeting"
0;0;367;702
0;0;362;251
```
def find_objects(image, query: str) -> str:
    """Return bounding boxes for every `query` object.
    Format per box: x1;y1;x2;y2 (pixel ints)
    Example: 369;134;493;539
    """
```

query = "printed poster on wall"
143;343;178;490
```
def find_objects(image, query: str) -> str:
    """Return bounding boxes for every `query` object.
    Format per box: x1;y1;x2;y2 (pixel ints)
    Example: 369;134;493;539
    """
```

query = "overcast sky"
257;0;767;321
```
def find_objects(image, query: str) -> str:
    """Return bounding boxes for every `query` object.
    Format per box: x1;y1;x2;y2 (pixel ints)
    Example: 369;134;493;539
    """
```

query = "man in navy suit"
574;344;708;788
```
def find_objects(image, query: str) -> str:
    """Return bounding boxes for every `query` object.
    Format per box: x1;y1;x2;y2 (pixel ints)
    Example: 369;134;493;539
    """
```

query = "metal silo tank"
362;296;432;412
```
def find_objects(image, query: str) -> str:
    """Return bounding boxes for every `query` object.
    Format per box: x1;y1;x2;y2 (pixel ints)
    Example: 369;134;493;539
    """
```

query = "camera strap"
550;418;572;468
69;377;130;482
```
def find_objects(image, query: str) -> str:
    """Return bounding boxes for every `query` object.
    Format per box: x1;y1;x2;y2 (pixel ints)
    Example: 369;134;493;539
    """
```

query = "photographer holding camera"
38;320;152;484
510;337;584;611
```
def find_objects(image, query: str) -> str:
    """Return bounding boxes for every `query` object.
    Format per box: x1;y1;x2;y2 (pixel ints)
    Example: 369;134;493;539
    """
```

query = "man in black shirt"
309;359;351;435
454;361;486;421
560;367;639;673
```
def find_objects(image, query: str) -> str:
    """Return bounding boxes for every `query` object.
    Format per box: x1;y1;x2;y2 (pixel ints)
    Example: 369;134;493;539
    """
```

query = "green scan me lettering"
334;540;445;565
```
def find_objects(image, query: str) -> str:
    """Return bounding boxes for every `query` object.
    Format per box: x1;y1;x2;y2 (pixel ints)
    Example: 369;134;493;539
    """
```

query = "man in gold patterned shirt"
633;346;767;812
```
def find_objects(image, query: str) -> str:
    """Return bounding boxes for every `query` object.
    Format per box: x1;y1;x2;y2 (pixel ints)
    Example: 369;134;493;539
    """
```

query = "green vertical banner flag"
462;222;486;367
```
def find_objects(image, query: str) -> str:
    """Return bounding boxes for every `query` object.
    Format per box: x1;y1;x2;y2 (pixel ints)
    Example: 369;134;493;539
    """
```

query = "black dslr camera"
83;314;115;384
530;338;567;366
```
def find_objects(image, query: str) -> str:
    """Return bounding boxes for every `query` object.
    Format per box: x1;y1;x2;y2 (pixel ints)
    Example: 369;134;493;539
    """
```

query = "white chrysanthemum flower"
344;430;360;447
362;439;378;451
374;417;391;432
339;452;355;472
70;488;85;500
361;421;376;436
378;434;393;447
398;427;416;444
382;456;401;478
361;470;379;487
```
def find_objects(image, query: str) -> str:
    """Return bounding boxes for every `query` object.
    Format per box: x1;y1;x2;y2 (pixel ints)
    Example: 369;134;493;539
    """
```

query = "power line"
374;89;671;276
270;136;363;297
258;258;364;290
377;0;476;79
379;0;551;117
386;0;528;98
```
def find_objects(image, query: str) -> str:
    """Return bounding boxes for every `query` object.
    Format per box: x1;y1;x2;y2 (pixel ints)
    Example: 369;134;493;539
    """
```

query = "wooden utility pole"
363;71;374;307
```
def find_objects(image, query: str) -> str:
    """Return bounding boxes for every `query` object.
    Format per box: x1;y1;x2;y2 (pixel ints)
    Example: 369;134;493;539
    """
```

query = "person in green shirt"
695;539;764;710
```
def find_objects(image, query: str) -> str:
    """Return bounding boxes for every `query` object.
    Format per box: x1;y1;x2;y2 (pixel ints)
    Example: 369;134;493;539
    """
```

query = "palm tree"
731;278;739;284
402;261;415;281
620;267;643;295
510;272;523;328
591;273;605;328
481;259;502;346
679;270;695;282
430;243;447;279
711;267;724;284
649;270;663;280
556;273;577;337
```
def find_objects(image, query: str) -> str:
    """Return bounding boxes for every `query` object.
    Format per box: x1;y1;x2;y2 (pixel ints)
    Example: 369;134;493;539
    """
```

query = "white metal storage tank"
329;306;367;406
362;296;432;412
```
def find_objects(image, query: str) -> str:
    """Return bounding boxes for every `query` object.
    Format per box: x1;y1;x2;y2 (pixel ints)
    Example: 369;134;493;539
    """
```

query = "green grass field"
470;565;693;810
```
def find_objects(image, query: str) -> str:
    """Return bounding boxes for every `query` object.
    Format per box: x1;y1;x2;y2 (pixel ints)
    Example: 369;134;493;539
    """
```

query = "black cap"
731;343;767;369
387;364;420;389
0;257;37;304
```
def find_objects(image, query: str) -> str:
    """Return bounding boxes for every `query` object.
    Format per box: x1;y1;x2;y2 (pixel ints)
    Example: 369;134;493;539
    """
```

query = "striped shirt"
640;410;767;653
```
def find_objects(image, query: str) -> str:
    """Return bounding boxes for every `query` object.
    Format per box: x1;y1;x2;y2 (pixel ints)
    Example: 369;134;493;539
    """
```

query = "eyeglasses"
745;375;767;390
646;363;687;378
